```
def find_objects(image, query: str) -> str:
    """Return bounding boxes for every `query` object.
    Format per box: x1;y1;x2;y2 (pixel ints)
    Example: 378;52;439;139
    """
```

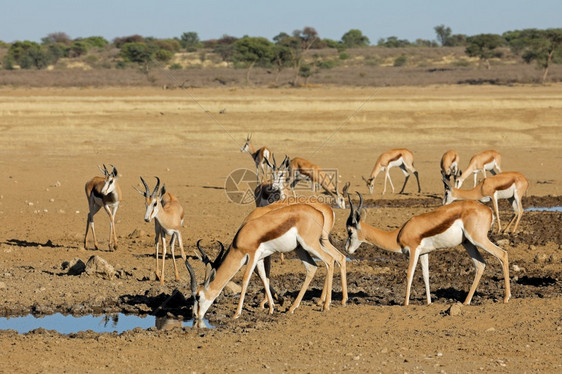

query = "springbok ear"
110;164;118;177
204;268;216;289
441;173;452;190
160;184;167;198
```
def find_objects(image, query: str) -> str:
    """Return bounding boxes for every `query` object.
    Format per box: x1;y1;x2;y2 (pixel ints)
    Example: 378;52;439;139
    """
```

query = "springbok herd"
84;137;529;323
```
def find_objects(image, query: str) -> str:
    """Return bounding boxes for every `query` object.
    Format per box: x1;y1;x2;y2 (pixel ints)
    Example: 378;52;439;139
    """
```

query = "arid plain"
0;84;561;373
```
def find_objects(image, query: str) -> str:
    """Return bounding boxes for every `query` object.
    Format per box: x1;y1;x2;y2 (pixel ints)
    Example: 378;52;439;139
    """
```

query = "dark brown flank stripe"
387;154;402;163
420;212;461;239
492;179;514;191
397;210;462;245
92;187;105;199
258;217;298;243
482;155;494;165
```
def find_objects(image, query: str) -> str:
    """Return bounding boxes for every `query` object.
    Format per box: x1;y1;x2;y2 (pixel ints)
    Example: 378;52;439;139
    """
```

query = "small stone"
512;264;521;272
496;239;510;247
447;303;463;316
49;198;55;202
85;255;116;280
0;281;6;289
486;327;496;332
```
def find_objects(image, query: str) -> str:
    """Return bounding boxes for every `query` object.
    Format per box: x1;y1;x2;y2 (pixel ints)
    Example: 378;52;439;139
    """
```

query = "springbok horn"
184;258;198;296
152;177;160;198
213;241;227;269
196;239;211;266
140;177;150;195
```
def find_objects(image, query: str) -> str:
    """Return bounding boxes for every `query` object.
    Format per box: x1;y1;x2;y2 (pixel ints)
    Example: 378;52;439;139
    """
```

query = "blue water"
0;313;213;334
525;206;562;212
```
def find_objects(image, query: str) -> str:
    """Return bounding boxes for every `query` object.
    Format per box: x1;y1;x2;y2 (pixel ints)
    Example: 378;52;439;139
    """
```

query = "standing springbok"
455;149;502;188
443;171;529;234
440;150;460;183
362;148;421;195
136;177;187;284
289;157;348;208
241;134;273;182
345;192;510;306
84;164;121;251
185;204;337;321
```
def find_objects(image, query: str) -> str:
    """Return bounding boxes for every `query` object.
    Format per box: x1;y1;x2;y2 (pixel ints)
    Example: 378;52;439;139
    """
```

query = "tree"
41;32;71;45
180;32;201;51
232;36;274;84
5;41;55;69
271;43;292;84
465;33;505;69
434;25;452;46
505;28;562;82
341;29;370;48
377;36;411;48
120;42;154;73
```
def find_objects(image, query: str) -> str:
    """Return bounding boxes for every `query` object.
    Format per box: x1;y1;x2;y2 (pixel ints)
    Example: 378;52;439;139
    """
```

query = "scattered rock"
496;239;510;247
548;253;559;263
85;255;116;280
65;258;86;276
0;281;6;289
512;264;521;272
533;253;548;263
128;228;148;239
224;281;242;295
447;303;463;316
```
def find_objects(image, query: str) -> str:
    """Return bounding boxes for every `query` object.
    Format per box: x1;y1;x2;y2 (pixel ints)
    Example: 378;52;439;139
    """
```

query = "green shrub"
168;63;183;70
339;52;349;60
394;55;408;66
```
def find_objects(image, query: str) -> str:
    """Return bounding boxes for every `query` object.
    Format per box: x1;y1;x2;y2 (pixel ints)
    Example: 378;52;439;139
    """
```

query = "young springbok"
84;164;121;251
136;177;186;284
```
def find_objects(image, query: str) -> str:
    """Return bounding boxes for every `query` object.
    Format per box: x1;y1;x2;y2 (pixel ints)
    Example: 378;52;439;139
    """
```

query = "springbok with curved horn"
84;164;121;251
185;203;336;321
289;157;348;208
241;134;273;182
443;171;528;233
455;149;502;188
440;150;460;183
136;177;186;284
362;148;421;195
243;191;351;309
346;192;510;306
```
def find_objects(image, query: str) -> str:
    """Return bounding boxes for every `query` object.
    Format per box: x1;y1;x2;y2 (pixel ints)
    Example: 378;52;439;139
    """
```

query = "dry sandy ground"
0;85;561;373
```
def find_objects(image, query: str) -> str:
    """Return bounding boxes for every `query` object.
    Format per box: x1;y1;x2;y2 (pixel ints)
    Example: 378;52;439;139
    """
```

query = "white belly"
387;158;404;169
418;220;464;254
256;228;298;260
483;160;496;171
495;185;515;200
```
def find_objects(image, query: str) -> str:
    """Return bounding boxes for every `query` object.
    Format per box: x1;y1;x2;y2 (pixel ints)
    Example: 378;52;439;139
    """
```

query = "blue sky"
1;0;560;44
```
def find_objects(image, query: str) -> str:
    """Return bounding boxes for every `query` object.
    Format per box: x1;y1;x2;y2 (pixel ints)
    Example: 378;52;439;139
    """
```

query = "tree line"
1;26;561;83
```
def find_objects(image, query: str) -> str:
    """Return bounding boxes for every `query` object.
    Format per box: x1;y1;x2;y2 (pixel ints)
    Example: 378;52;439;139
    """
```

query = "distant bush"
339;52;349;60
168;63;183;70
394;55;408;66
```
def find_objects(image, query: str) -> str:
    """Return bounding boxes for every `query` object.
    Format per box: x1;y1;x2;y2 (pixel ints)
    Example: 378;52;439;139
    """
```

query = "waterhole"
0;313;213;334
525;206;562;212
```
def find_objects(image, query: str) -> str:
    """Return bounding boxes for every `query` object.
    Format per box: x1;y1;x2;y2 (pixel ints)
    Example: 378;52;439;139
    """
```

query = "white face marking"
345;226;361;254
144;197;159;222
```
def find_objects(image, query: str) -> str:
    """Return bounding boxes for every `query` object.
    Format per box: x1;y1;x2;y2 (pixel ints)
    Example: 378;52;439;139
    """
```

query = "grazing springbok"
440;150;460;183
345;192;510;306
443;171;529;234
243;192;350;308
84;164;121;251
455;149;502;188
362;148;421;195
289;157;348;208
135;177;186;284
185;204;337;321
241;134;273;182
